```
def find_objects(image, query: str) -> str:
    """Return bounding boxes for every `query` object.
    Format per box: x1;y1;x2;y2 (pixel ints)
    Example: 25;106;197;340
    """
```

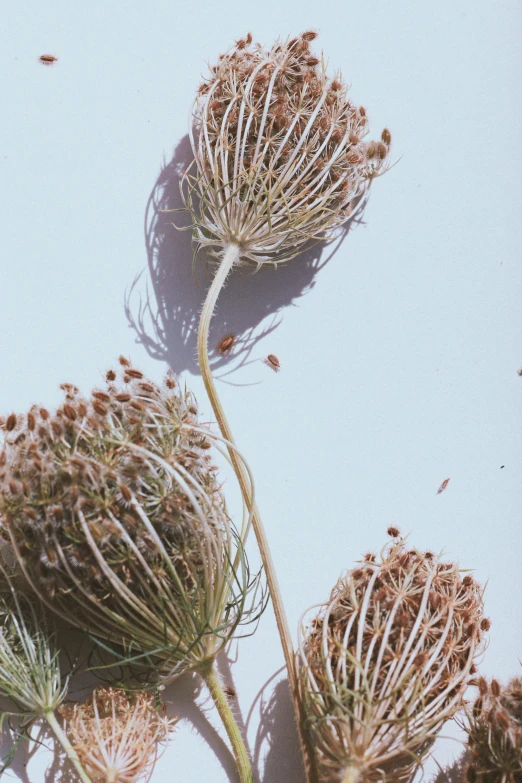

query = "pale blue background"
1;1;521;781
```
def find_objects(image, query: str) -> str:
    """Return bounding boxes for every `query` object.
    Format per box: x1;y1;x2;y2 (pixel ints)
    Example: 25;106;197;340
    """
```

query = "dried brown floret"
61;687;176;783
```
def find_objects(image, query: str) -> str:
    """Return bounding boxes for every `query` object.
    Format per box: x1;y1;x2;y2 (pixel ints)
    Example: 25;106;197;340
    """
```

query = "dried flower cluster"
464;676;522;782
61;687;175;783
184;31;391;267
298;536;488;783
0;360;260;681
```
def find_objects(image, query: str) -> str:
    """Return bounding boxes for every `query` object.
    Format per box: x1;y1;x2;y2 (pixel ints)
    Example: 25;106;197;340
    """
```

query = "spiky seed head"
184;33;390;269
0;588;67;717
464;676;522;782
61;687;176;783
0;363;262;681
298;536;487;783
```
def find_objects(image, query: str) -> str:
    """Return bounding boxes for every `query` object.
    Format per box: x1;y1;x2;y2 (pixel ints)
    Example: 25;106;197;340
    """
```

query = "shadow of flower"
125;135;366;377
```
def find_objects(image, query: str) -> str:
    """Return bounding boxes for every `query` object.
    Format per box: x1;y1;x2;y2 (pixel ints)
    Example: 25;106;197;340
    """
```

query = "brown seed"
386;526;401;538
306;57;320;67
92;400;108;416
50;421;62;437
480;617;491;632
265;354;280;372
118;355;131;367
331;79;342;91
138;383;156;394
165;376;176;389
115;393;131;403
27;412;36;431
93;391;111;403
39;407;49;420
518;367;522;376
5;413;17;432
63;403;77;421
381;128;392;145
491;679;501;697
125;368;144;379
106;369;117;382
301;31;318;42
217;334;235;354
437;478;450;494
119;484;132;502
129;400;144;412
39;54;58;65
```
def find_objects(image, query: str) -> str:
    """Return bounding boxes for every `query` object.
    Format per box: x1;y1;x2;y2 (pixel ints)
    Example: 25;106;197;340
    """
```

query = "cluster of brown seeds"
185;32;391;267
298;533;487;783
0;359;254;677
61;686;176;783
464;676;522;782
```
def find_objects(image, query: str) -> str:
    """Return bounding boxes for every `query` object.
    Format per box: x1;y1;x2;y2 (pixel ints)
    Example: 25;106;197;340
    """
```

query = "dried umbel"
0;361;260;679
61;687;175;783
184;32;390;266
0;361;262;781
298;537;487;783
463;676;522;782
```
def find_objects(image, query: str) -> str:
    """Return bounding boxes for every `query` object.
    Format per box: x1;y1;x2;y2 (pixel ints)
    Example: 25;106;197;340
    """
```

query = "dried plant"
0;359;263;782
184;32;389;267
61;686;175;783
0;578;91;782
462;676;522;782
173;31;392;780
298;533;488;783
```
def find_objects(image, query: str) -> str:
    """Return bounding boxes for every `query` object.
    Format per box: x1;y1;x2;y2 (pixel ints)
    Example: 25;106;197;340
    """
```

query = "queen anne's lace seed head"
61;687;176;783
463;676;522;782
184;32;391;268
0;361;262;681
298;536;487;783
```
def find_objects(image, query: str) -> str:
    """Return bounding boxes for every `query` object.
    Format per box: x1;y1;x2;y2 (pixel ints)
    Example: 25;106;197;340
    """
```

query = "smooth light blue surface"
1;1;521;781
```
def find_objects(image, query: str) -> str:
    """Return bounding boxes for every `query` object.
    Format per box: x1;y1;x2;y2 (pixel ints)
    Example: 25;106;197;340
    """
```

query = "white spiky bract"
298;538;488;783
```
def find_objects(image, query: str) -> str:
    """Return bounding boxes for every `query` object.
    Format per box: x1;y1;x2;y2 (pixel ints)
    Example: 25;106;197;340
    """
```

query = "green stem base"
200;661;253;783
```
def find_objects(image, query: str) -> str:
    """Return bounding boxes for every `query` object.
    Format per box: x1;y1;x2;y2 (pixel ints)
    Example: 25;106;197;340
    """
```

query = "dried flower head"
298;537;487;783
0;364;262;682
463;676;522;782
61;687;175;783
183;32;390;269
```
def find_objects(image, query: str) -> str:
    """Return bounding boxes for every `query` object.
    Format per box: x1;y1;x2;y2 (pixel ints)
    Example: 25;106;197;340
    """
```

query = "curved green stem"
44;709;92;783
200;660;253;783
197;242;318;783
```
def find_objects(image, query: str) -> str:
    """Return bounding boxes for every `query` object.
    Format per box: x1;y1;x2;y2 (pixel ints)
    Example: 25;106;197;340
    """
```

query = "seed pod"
298;537;487;783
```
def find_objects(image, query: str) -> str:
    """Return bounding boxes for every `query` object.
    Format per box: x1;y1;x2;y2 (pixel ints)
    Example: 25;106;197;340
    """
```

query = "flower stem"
197;242;318;783
44;709;93;783
200;660;253;783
